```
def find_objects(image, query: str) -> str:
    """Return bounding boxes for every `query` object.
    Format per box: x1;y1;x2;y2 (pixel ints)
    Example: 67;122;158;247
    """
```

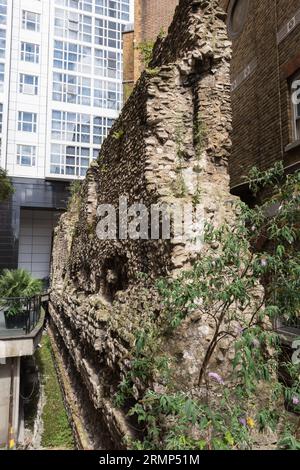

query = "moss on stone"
35;335;74;449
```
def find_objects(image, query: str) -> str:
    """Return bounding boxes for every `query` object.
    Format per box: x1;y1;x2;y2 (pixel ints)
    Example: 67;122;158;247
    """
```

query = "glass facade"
0;0;130;180
0;0;7;25
51;110;114;176
0;0;6;93
0;102;3;133
49;0;129;177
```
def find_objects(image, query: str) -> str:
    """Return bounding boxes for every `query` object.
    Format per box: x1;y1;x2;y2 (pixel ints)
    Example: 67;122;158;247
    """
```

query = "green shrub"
0;269;43;299
0;167;14;202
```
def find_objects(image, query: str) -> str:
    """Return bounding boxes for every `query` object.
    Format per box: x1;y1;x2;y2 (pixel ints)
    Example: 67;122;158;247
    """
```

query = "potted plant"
0;269;43;330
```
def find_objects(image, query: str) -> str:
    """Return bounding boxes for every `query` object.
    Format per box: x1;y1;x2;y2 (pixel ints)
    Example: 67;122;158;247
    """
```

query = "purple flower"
236;324;244;337
239;418;247;427
261;258;268;267
292;396;300;406
208;372;224;385
252;338;260;348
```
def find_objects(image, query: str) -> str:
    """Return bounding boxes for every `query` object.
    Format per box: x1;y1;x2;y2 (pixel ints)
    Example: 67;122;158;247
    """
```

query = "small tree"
116;163;300;450
136;40;155;68
0;167;14;202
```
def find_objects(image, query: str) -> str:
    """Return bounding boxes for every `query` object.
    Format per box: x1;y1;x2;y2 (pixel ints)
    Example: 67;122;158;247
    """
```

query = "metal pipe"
6;358;15;450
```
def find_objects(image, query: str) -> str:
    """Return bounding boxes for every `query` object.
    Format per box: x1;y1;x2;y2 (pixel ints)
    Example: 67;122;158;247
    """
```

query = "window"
0;0;7;26
292;74;300;141
227;0;249;39
21;42;40;63
50;144;90;177
53;40;91;74
0;103;3;133
51;110;90;143
93;116;114;145
19;74;39;95
22;10;40;32
94;49;122;79
53;0;129;18
54;0;92;13
52;72;91;105
0;28;6;58
95;0;130;21
0;62;4;86
54;8;92;43
0;61;4;92
18;111;37;133
17;145;36;166
94;79;122;110
95;19;124;49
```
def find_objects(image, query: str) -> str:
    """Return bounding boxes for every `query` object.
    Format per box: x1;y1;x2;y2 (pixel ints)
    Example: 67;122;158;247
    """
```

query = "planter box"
4;312;27;330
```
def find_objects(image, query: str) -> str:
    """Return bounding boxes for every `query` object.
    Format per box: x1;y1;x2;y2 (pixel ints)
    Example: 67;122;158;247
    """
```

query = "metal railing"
0;295;41;335
279;316;300;332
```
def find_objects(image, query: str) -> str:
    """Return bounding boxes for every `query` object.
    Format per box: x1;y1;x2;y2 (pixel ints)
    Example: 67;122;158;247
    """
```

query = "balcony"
0;296;44;341
277;315;300;346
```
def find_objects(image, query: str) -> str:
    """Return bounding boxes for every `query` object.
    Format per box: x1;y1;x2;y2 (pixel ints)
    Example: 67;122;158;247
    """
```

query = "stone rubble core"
49;0;239;449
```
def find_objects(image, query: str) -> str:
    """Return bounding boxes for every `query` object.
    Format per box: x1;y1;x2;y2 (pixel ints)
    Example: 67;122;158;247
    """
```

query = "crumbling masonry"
49;0;237;449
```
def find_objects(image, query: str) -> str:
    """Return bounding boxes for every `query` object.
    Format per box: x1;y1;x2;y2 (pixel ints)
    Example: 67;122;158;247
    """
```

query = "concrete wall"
18;209;62;279
0;357;20;448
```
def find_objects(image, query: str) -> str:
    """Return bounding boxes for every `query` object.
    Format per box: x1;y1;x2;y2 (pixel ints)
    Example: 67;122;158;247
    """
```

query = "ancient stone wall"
49;0;236;449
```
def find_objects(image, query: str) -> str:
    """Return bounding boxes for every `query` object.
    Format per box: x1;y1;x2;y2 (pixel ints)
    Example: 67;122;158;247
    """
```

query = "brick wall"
227;0;300;192
122;0;179;98
122;29;135;101
139;0;179;41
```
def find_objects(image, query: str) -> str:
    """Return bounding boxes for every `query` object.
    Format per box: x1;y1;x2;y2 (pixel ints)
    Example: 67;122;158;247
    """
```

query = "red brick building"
122;0;179;100
221;0;300;198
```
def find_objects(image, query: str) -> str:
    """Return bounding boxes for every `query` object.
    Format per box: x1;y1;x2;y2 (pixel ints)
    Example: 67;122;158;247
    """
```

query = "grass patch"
35;334;74;449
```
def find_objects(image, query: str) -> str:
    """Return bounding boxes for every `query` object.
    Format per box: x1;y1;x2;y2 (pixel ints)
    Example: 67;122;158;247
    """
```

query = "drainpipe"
275;0;284;159
7;359;15;450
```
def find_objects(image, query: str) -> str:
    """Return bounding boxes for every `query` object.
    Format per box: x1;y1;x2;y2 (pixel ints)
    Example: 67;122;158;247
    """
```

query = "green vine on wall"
136;40;155;69
67;180;82;211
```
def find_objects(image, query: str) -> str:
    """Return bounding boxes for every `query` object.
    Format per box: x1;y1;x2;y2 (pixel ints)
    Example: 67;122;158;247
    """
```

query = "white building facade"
0;0;131;279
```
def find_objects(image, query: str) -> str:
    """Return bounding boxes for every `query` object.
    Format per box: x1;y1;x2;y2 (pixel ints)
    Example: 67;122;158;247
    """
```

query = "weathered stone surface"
50;0;237;448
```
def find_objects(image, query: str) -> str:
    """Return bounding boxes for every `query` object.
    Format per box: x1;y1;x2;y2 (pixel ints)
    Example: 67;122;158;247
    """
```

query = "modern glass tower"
0;0;131;279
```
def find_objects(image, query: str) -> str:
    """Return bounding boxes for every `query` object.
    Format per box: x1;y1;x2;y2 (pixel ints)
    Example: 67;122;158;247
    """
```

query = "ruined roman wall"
49;0;236;449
